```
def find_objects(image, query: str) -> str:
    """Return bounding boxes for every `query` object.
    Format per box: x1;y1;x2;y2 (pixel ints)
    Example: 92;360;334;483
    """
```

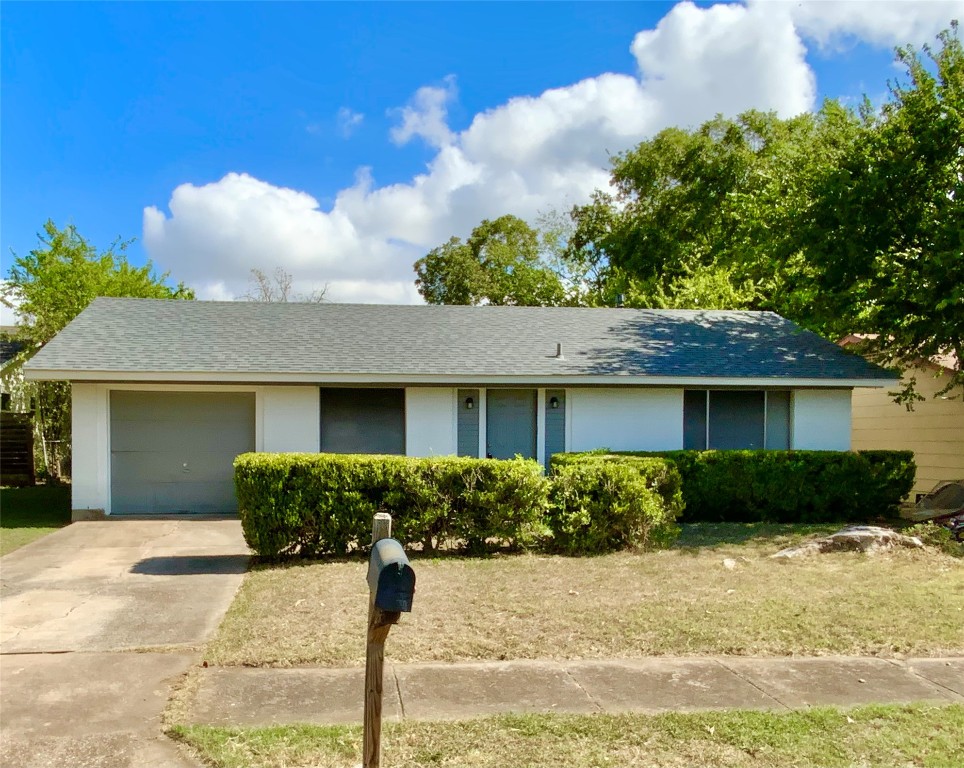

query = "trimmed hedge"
551;450;916;524
547;456;683;554
234;453;549;557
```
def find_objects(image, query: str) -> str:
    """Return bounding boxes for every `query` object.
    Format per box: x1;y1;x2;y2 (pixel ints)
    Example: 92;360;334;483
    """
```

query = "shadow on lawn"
245;523;888;566
673;522;841;551
248;544;523;571
0;484;71;529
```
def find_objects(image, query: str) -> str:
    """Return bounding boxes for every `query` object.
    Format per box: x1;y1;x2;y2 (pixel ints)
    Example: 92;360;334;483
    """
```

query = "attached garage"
109;391;255;514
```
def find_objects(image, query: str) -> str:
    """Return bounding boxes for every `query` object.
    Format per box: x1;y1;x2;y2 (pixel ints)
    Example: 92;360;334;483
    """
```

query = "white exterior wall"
406;387;457;457
568;388;684;452
260;386;320;452
69;382;858;515
791;389;852;450
71;383;110;514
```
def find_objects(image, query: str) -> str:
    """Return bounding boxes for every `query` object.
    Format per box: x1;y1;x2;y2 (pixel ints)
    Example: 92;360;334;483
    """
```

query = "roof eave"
23;368;898;388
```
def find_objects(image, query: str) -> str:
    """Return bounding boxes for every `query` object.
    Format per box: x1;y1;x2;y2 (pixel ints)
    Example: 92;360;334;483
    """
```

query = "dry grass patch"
204;524;964;667
171;703;964;768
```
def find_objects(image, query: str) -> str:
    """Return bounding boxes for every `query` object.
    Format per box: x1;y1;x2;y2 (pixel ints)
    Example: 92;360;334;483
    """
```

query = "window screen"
708;391;765;449
319;388;405;454
683;390;708;450
765;391;791;449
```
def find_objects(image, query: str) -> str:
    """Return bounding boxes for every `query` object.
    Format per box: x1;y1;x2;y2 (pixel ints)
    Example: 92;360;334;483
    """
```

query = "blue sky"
1;1;959;316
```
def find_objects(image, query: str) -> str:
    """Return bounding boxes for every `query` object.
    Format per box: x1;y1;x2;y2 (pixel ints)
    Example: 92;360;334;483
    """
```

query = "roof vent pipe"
555;343;565;360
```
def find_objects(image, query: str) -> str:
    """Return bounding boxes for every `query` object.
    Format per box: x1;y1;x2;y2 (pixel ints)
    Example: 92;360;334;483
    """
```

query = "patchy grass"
171;703;964;768
204;524;964;667
0;484;71;556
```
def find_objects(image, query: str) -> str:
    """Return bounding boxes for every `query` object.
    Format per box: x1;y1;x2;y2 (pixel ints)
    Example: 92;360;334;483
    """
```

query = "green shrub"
904;521;963;558
234;453;549;558
546;456;683;554
553;450;915;524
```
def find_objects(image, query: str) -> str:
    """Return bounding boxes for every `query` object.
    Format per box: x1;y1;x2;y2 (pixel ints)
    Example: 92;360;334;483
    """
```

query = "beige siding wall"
851;368;964;498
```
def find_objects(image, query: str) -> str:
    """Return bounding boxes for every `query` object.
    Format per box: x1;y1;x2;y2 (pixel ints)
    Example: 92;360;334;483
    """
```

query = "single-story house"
25;298;896;519
839;335;963;500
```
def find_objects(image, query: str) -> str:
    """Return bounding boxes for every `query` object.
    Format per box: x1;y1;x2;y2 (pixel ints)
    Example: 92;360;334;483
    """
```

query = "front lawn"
0;484;71;556
172;703;964;768
204;524;964;666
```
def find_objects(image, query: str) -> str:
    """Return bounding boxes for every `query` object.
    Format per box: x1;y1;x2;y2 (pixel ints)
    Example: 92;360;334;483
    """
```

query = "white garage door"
110;391;256;514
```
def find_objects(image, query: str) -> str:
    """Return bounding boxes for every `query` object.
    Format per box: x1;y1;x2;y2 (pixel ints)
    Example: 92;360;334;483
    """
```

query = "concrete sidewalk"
187;655;964;727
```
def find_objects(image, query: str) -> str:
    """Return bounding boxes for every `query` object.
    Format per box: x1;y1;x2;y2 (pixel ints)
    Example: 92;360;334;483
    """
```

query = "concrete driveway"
0;519;249;768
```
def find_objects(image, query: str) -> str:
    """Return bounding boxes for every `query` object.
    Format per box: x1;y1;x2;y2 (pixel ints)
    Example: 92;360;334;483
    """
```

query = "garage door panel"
112;392;255;424
111;419;253;453
149;481;237;515
110;392;255;515
112;450;240;484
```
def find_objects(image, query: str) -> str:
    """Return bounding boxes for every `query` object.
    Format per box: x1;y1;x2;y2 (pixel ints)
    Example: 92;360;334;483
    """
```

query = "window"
684;390;791;450
319;388;405;454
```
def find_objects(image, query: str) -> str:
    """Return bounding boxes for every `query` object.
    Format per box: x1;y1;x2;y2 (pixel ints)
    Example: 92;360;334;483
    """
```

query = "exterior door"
486;389;537;460
110;391;255;514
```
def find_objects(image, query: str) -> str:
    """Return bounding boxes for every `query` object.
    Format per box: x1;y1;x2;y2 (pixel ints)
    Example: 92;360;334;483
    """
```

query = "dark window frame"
319;387;406;455
683;390;792;450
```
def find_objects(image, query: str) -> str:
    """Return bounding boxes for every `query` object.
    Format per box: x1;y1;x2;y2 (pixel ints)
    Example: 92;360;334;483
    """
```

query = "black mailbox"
367;538;415;612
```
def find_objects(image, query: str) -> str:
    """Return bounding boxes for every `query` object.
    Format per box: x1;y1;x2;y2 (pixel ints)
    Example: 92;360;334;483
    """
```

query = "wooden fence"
1;411;35;486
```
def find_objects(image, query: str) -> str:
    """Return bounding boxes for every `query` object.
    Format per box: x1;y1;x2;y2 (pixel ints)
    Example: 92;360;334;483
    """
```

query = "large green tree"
414;215;565;306
800;24;964;395
3;220;193;478
566;103;863;317
565;24;963;396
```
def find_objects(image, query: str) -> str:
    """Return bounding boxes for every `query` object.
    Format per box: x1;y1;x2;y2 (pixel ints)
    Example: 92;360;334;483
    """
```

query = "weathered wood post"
363;513;415;768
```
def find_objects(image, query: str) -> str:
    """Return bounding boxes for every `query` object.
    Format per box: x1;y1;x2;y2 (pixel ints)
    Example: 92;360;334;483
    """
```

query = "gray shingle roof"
24;297;894;382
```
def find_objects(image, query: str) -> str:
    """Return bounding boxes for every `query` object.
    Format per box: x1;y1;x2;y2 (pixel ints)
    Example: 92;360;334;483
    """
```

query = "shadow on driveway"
130;554;249;576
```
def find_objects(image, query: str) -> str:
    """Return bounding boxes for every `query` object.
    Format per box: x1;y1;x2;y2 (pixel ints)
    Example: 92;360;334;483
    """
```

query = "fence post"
363;512;394;768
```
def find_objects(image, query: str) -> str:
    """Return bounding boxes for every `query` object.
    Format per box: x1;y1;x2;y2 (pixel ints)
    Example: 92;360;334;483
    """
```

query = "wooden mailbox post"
364;513;415;768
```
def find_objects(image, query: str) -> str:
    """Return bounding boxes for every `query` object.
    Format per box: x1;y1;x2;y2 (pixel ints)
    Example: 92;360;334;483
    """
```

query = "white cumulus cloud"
631;1;814;130
389;75;458;149
781;0;961;49
144;0;953;304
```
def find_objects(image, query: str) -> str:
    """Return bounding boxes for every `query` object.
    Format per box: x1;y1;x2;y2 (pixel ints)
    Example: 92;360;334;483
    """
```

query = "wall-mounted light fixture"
549;396;560;409
465;396;474;410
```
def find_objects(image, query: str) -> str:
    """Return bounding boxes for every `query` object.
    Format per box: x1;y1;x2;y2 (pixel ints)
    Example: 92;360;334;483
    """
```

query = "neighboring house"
840;335;963;500
25;298;895;519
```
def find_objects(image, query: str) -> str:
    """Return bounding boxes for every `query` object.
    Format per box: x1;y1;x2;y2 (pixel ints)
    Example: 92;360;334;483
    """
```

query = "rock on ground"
771;526;923;559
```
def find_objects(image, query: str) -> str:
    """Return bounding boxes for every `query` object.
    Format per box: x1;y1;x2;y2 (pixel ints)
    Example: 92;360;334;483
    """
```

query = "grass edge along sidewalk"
171;702;964;768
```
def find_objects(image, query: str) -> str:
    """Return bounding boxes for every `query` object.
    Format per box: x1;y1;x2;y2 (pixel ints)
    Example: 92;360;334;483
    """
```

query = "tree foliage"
414;215;565;306
567;24;963;395
800;23;963;394
239;267;328;303
3;220;193;478
566;103;864;317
